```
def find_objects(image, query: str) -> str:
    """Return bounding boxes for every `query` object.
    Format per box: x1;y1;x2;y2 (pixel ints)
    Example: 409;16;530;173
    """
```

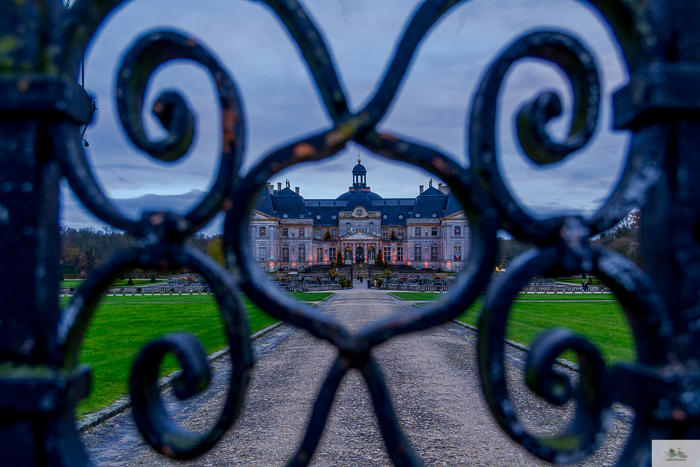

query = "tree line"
60;226;224;277
495;211;641;270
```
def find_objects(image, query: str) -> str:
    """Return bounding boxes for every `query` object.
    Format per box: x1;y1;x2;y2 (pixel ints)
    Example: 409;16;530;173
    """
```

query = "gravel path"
81;288;631;465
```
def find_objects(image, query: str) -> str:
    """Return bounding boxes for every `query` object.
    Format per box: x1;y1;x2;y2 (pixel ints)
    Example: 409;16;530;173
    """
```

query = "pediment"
250;210;278;220
339;231;382;241
442;210;466;220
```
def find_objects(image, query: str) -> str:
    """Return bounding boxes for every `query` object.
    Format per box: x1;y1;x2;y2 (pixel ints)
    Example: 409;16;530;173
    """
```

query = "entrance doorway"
368;246;376;264
356;246;365;264
344;247;353;265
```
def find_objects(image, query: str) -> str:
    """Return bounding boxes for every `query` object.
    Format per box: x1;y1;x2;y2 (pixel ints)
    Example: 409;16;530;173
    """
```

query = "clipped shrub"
127;278;134;286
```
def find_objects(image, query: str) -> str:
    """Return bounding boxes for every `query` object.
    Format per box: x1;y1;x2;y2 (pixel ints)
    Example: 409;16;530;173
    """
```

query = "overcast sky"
61;0;630;236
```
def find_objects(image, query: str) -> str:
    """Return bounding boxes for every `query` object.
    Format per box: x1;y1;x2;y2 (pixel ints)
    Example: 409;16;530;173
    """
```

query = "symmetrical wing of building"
250;160;469;271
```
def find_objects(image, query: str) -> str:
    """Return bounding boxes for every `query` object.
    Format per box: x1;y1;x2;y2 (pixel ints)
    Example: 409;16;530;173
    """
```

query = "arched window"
369;222;374;232
346;222;351;233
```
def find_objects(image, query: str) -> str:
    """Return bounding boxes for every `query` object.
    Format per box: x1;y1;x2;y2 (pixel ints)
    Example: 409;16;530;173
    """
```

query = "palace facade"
250;160;469;271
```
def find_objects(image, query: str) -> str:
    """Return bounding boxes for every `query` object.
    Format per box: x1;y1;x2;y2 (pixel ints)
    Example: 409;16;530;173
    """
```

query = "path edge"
449;319;580;372
77;321;285;432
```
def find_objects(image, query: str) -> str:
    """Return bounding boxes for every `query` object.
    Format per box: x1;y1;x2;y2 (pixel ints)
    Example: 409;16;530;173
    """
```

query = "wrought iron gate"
0;0;697;465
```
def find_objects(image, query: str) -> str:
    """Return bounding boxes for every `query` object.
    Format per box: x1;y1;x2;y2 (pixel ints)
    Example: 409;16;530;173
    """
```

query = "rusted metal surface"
0;0;698;465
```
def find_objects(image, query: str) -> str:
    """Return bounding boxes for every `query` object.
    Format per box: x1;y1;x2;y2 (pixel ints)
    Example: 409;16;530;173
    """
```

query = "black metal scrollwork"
53;26;251;461
2;0;700;465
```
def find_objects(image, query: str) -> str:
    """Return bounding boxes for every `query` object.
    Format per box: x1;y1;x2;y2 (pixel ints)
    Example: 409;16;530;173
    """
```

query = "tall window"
282;227;288;237
282;246;289;262
369;222;374;233
315;228;321;238
329;247;336;260
331;228;337;237
259;247;267;261
415;227;421;237
346;222;351;233
431;227;438;236
299;228;305;237
260;226;266;237
398;228;404;238
382;228;388;237
299;246;306;261
454;226;461;237
316;247;323;262
431;245;438;261
414;246;422;261
397;246;404;262
454;245;462;260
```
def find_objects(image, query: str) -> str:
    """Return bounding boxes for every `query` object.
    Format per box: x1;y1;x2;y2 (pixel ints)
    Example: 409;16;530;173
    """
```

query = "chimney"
295;187;300;195
419;185;424;194
268;183;274;194
277;182;282;191
438;183;450;194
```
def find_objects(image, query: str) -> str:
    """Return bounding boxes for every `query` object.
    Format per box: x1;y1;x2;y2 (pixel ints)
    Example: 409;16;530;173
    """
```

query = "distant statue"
429;178;433;187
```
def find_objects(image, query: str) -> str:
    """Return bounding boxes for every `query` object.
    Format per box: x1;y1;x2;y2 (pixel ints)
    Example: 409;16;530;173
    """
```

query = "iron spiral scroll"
1;0;699;465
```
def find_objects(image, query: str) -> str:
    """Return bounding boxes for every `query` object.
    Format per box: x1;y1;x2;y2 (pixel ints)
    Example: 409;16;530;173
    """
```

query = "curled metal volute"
524;328;610;461
56;244;252;459
116;32;197;162
57;30;245;237
478;246;610;463
469;30;600;244
515;33;600;166
130;333;214;459
526;327;608;410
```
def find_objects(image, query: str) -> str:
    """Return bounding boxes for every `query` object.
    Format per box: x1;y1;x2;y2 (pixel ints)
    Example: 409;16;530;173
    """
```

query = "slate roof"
254;163;463;227
305;205;342;226
271;187;308;219
342;191;377;212
336;190;382;201
410;186;447;218
444;191;463;216
254;188;276;217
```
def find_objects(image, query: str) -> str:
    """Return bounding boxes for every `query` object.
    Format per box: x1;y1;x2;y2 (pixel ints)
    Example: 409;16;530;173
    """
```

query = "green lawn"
61;292;330;417
401;292;634;364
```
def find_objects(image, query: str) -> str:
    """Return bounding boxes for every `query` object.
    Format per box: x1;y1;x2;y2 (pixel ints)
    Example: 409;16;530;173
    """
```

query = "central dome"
342;190;379;211
337;190;382;201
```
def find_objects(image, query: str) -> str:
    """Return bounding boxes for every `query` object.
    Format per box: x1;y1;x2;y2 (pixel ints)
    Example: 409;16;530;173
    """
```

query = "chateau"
250;159;469;272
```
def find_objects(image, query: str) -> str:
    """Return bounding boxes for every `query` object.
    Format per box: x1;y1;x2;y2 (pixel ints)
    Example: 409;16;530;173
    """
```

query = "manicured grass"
287;292;332;301
403;293;634;364
391;292;616;302
60;292;330;417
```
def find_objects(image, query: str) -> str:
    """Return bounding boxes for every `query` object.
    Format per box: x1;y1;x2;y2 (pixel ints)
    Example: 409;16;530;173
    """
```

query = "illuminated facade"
250;160;469;271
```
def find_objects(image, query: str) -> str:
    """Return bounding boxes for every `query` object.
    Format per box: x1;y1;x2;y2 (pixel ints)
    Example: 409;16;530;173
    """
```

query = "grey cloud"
62;0;633;232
